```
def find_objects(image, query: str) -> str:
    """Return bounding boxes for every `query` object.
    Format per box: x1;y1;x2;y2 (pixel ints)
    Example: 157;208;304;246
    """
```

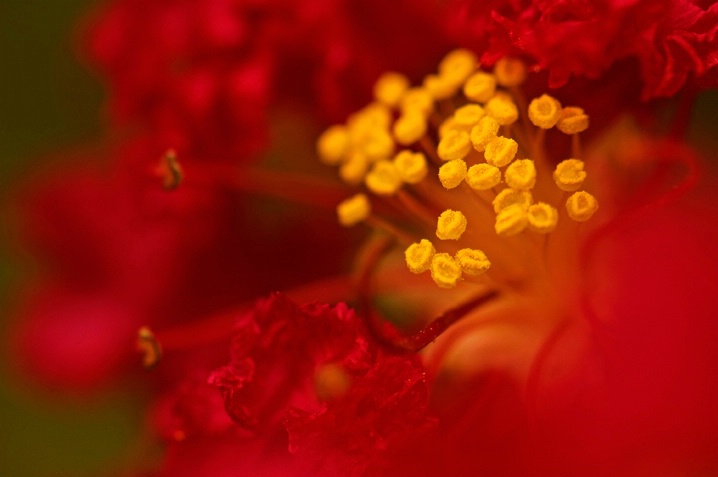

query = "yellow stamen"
453;104;486;131
430;253;463;288
557;107;589;134
438;49;478;85
470;116;500;152
484;136;518;167
424;74;459;100
439;159;468;189
495;203;529;236
504;159;537;190
493;188;532;214
439;117;460;138
436;209;468;240
485;93;519;126
348;103;392;136
339;151;369;185
528;94;562;129
393;110;428;146
463;71;497;103
494;57;526;87
365;160;403;196
527;202;559;233
393;150;428;184
455;248;491;276
317;125;350;165
566;191;599;222
337;193;371;227
466;163;502;191
405;239;436;274
553;159;587;192
374;72;410;108
137;326;162;369
400;87;434;116
437;130;472;161
360;128;395;163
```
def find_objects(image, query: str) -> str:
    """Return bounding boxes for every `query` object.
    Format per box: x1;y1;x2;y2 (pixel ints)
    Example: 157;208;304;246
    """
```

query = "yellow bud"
527;202;559;233
374;72;410;108
438;159;468;189
485;95;519;126
405;239;436;274
365;160;402;196
495;203;528;236
493;188;532;214
470;116;500;152
528;94;562;129
337;194;371;227
463;71;497;103
438;49;477;85
393;111;427;146
566;191;599;222
557;107;589;134
466;163;501;191
455;248;491;276
317;125;350;165
400;87;434;116
423;74;458;100
453;104;485;130
494;57;526;87
360;128;395;162
484;136;518;167
553;159;587;192
437;130;472;161
504;159;536;190
436;209;468;240
430;253;462;289
339;152;369;185
393;150;428;184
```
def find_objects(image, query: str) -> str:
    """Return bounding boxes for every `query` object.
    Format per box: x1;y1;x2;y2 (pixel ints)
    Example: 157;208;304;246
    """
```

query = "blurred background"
0;2;141;476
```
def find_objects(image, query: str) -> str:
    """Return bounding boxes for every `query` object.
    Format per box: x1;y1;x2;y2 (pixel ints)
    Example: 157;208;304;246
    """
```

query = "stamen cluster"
318;50;599;289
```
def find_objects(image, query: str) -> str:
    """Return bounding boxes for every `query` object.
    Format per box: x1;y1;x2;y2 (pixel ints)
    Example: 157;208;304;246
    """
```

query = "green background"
0;2;141;476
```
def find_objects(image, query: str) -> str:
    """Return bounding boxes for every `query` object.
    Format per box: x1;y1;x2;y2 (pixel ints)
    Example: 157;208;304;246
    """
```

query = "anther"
437;130;472;161
505;159;537;190
360;128;395;162
430;253;463;288
424;74;458;100
374;72;410;108
495;203;529;236
463;71;497;103
528;94;562;129
466;163;501;191
494;57;526;87
317;126;350;165
137;326;162;369
436;209;468;240
493;188;532;214
556;107;589;135
439;117;459;138
400;87;434;116
337;193;371;227
439;159;468;189
365;160;403;196
393;150;428;184
453;104;486;131
485;94;519;126
470;116;500;152
566;191;599;222
339;151;369;185
553;159;587;192
158;149;183;191
438;49;477;85
484;136;518;167
405;239;436;274
455;248;491;276
527;202;559;233
393;111;428;146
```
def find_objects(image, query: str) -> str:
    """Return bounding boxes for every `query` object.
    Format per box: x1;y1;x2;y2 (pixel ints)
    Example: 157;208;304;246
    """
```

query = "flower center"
318;50;598;298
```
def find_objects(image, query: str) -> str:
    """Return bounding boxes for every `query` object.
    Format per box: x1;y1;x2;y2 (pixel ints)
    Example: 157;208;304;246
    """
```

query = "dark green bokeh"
0;2;141;476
